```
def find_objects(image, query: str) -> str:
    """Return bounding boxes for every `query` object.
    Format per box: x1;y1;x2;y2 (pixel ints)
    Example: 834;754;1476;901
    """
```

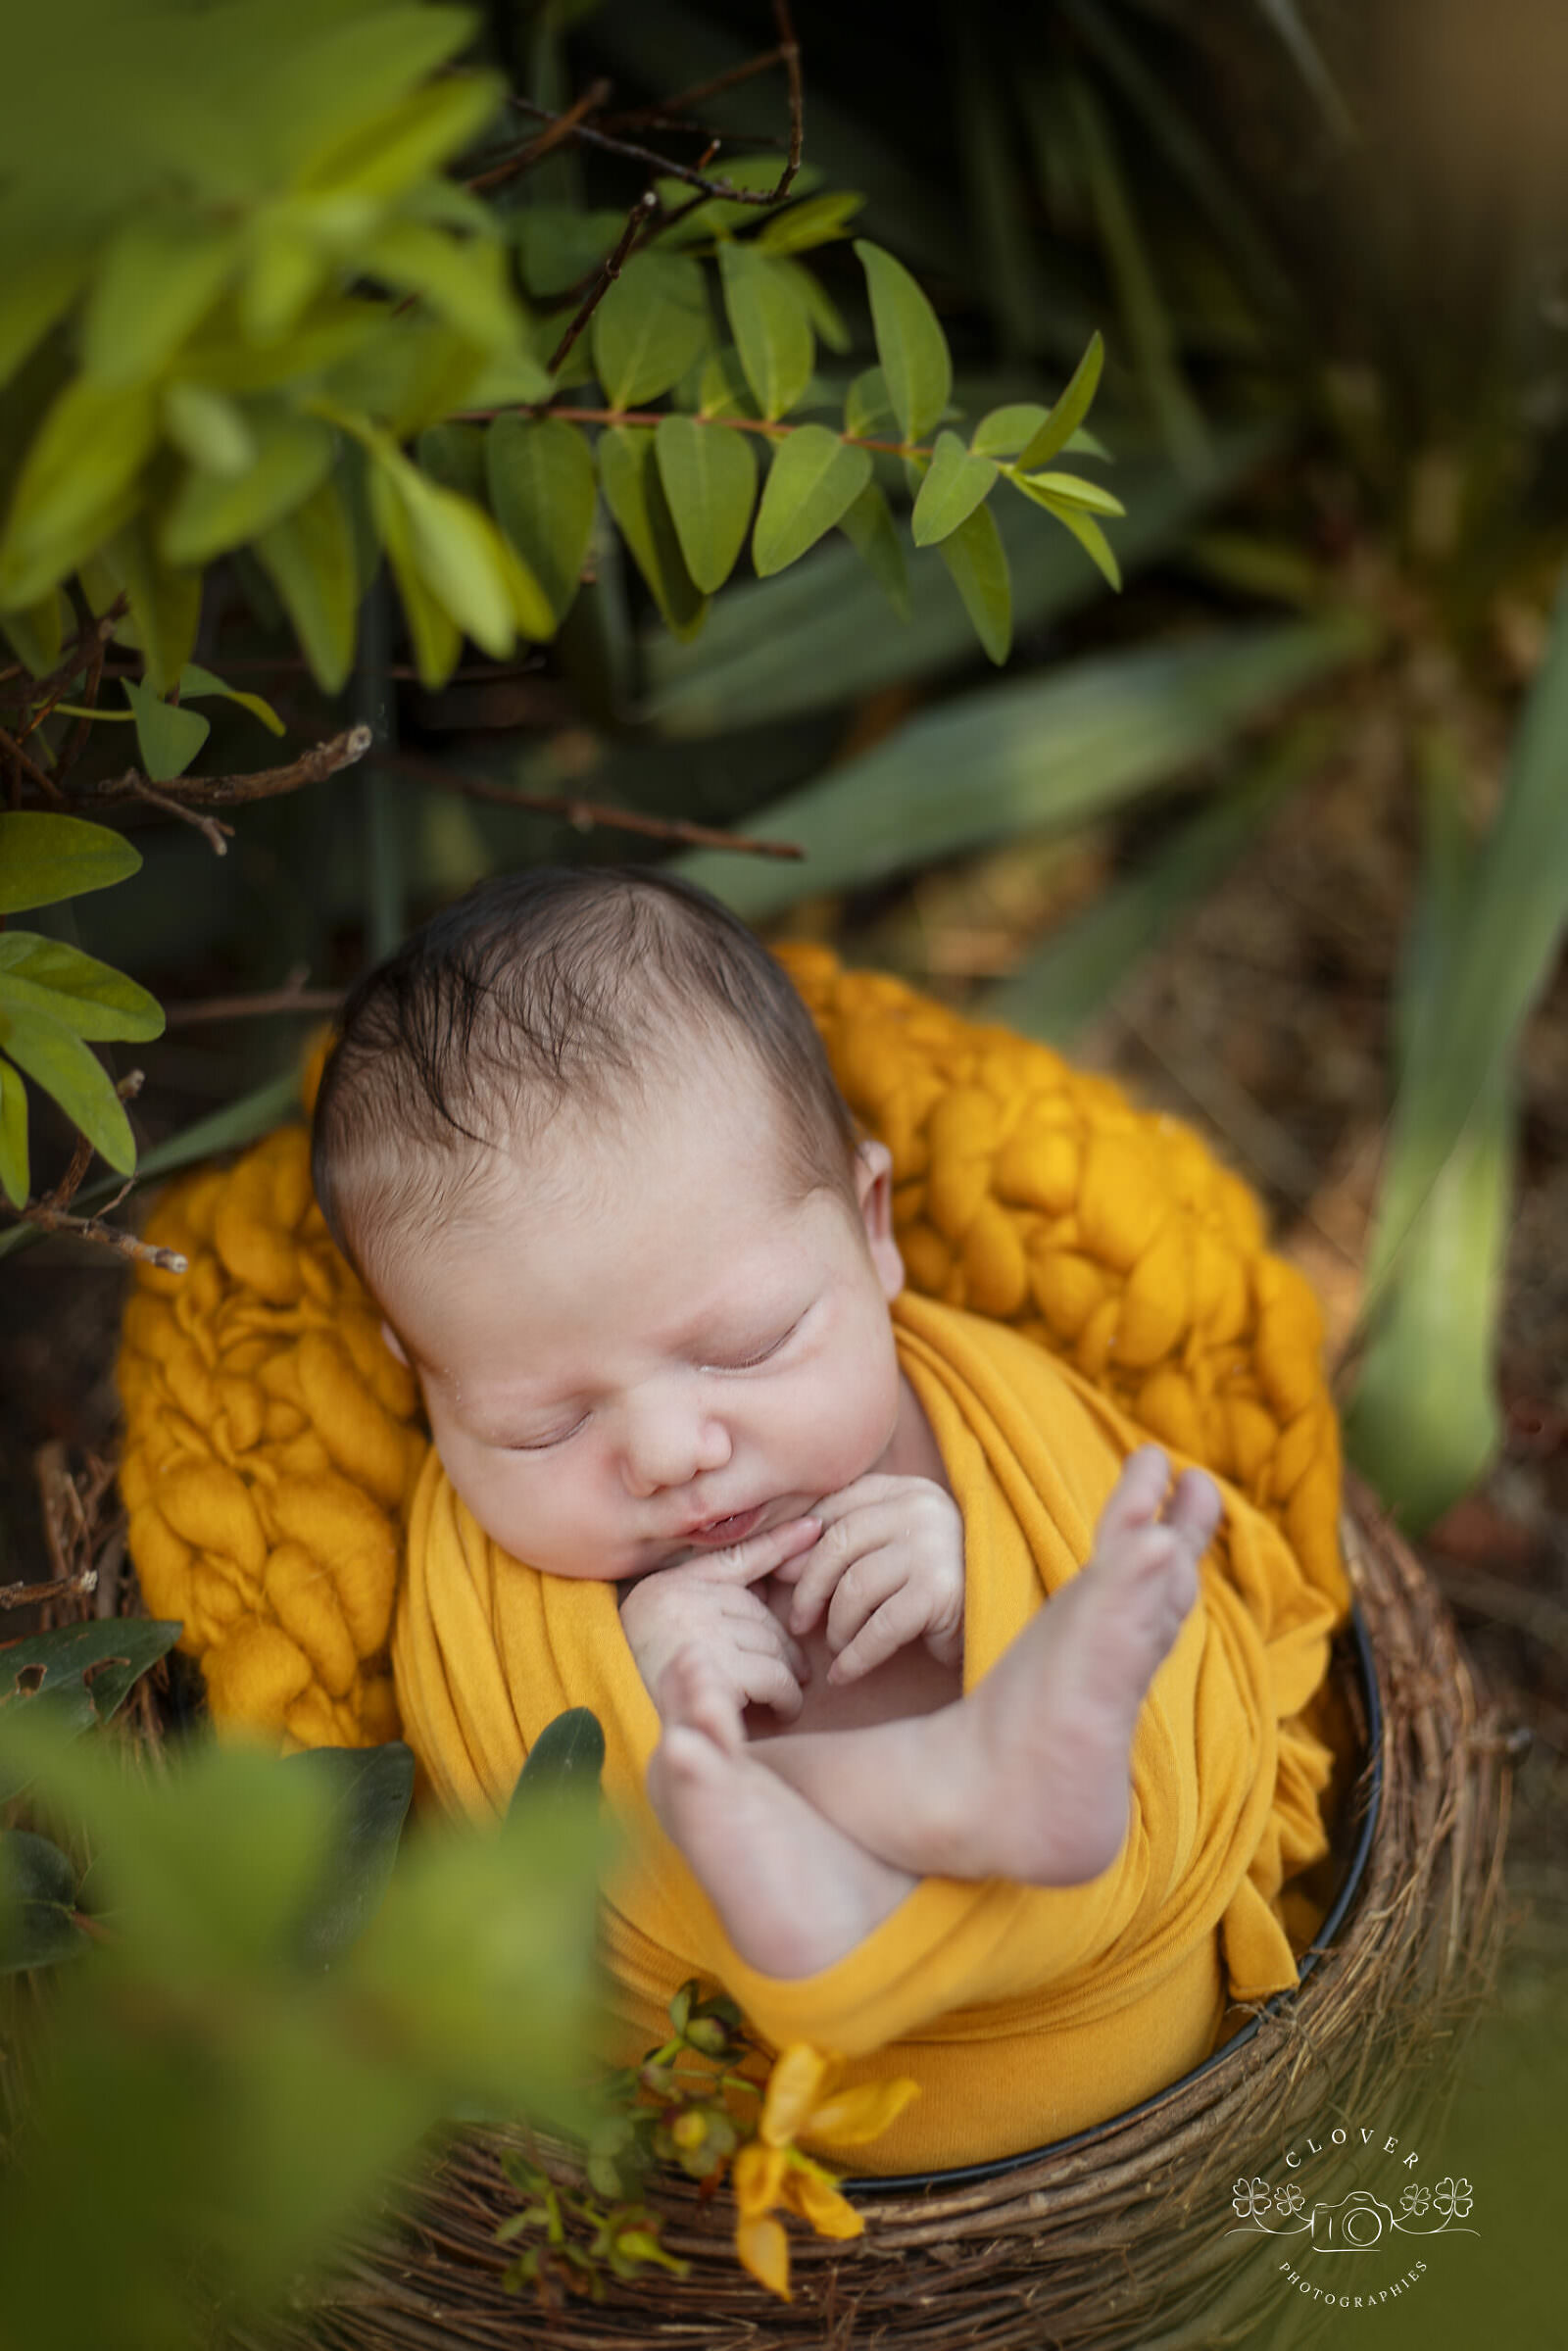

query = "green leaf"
0;1689;96;1804
177;662;286;737
1016;470;1124;519
0;1619;183;1729
754;190;866;257
372;451;531;660
0;1057;27;1209
98;515;203;697
414;420;487;506
971;403;1053;460
697;347;760;421
254;473;360;695
0;933;164;1042
159;411;336;567
1015;333;1106;469
372;470;463;688
911;429;1000;547
839;482;910;621
0;1003;135;1172
751;425;872;579
79;217;242;387
510;1710;606;1811
936;500;1011;664
486;415;597;627
359;222;517;352
717;242;813;422
512;207;627;300
597;425;707;641
122;678;210;783
984;722;1327;1040
0;1832;88;1973
653;415;757;595
0;812;141;914
844;367;899;444
591;252;709;410
0;588;68;678
285;1743;416;1969
0;246;91;385
771;254;851;355
0;377;159;610
161;380;257;478
854;240;952;442
1010;474;1123;589
672;612;1368;919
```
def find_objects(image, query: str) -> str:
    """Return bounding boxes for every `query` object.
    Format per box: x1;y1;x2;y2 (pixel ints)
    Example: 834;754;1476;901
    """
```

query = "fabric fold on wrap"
394;1293;1342;2172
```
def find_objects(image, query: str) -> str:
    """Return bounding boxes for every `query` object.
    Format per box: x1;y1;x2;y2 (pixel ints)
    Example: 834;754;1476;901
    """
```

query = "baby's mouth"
677;1504;767;1547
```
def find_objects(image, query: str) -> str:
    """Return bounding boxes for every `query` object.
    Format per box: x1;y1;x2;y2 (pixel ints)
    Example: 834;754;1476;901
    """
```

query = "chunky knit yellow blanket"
117;947;1347;1749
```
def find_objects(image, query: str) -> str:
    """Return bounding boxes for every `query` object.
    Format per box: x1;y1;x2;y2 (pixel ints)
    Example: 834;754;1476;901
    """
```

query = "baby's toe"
1166;1468;1223;1556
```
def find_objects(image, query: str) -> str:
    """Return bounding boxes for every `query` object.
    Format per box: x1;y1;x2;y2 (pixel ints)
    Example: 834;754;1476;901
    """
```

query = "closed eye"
506;1414;589;1453
707;1318;802;1372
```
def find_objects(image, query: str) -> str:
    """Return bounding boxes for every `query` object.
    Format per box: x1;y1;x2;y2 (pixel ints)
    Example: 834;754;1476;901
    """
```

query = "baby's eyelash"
710;1320;800;1372
508;1414;588;1453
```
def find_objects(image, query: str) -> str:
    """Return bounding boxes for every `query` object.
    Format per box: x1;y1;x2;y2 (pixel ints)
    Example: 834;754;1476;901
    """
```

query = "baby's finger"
827;1585;930;1686
1100;1446;1172;1541
1165;1467;1222;1553
734;1621;811;1683
736;1650;805;1722
701;1515;821;1585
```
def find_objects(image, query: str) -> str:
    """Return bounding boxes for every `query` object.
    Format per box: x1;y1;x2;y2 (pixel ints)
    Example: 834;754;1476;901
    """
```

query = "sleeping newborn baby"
312;865;1221;1981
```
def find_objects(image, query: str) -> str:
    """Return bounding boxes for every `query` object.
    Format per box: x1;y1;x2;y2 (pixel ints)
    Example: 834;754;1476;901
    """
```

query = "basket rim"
846;1592;1384;2197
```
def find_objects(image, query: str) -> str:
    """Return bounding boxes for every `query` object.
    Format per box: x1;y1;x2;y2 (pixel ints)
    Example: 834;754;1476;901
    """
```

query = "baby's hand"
618;1518;821;1722
772;1474;964;1686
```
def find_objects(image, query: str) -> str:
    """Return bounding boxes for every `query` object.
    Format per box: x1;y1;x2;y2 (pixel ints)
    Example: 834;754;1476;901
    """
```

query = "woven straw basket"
186;1471;1509;2351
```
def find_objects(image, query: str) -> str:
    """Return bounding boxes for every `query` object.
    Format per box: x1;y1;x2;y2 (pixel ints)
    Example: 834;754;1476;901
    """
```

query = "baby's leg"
752;1447;1220;1886
647;1647;916;1977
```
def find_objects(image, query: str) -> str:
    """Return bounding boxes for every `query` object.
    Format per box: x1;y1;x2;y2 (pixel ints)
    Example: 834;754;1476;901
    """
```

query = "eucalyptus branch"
87;724;373;811
547;190;659;377
388;749;804;861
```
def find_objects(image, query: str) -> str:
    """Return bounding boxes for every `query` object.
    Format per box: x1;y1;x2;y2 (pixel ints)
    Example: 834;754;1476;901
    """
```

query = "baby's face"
378;1054;908;1580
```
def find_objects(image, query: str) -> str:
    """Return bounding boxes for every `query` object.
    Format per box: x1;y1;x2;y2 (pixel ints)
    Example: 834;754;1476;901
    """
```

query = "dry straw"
207;1472;1510;2351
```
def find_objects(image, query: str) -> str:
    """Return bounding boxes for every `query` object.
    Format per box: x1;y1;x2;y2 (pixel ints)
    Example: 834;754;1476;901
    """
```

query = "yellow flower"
732;2045;920;2301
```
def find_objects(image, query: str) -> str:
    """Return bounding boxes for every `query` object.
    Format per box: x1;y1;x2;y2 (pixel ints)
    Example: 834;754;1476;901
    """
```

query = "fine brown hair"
312;867;860;1302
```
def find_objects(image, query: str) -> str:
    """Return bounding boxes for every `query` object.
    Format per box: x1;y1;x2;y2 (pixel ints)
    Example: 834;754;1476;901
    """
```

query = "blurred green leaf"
254;472;360;694
79;216;242;387
591;251;709;410
839;480;909;620
0;1000;135;1171
654;414;757;594
159;411;336;566
100;514;203;697
717;242;814;422
771;253;851;356
1015;332;1105;469
512;206;626;299
911;429;999;547
844;366;899;442
358;221;516;351
0;1831;88;1972
0;1055;25;1208
937;499;1011;663
754;190;866;257
122;677;211;782
414;418;487;505
0;932;165;1041
752;424;871;578
598;423;707;640
286;1742;416;1970
696;346;760;421
854;240;952;442
0;585;68;676
0;811;140;913
486;414;597;626
162;380;256;477
177;661;286;737
984;720;1329;1040
0;375;159;609
674;612;1371;918
1358;573;1568;1317
1347;736;1511;1526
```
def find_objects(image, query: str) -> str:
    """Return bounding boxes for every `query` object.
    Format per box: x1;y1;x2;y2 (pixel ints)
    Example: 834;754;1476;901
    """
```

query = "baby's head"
313;869;908;1578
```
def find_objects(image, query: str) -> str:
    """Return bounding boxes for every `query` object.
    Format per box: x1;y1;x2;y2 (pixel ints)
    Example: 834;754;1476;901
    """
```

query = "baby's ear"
380;1319;411;1367
854;1140;905;1302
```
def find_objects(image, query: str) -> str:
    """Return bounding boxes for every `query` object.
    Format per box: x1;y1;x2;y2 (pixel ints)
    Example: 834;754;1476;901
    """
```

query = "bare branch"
548;190;658;376
89;724;373;811
3;1194;188;1272
162;979;341;1027
467;75;612;193
601;45;789;131
388;749;804;860
1;1571;98;1613
0;719;66;804
129;778;235;854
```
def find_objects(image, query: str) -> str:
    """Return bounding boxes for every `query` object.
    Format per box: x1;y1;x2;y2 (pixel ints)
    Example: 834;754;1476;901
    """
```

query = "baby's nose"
619;1389;731;1495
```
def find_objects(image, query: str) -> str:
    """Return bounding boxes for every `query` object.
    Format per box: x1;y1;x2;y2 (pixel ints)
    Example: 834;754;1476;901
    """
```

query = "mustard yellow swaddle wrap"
396;1290;1339;2172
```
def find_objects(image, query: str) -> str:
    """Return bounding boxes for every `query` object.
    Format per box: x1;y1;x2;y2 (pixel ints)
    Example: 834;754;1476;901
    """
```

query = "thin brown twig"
162;983;342;1027
42;1132;96;1215
0;1572;98;1613
3;1192;188;1273
457;402;922;460
0;719;66;804
505;73;801;207
600;45;789;131
60;618;112;774
466;76;612;193
129;778;235;855
388;748;804;860
548;190;659;376
89;724;373;811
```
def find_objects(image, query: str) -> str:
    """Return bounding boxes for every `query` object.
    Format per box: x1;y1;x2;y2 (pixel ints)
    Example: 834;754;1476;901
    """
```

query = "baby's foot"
647;1645;916;1978
921;1446;1220;1886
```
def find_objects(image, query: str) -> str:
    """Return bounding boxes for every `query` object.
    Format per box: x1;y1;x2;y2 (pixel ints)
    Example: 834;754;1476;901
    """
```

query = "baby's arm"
619;1518;822;1722
771;1473;964;1685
